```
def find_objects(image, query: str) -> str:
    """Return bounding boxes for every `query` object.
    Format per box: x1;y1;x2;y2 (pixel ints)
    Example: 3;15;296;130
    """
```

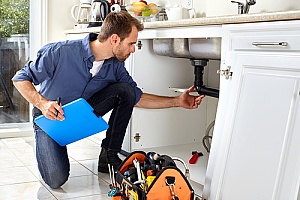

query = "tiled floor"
0;135;117;200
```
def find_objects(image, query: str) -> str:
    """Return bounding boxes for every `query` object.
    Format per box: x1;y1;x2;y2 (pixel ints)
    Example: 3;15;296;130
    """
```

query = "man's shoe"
98;148;122;173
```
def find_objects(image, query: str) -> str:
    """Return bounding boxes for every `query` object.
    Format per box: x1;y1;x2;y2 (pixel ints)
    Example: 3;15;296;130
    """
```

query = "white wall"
203;0;300;17
127;0;300;17
47;0;79;43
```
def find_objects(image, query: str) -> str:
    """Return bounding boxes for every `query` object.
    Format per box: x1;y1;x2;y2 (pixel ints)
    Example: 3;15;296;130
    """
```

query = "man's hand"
179;85;205;109
13;80;65;120
40;100;64;121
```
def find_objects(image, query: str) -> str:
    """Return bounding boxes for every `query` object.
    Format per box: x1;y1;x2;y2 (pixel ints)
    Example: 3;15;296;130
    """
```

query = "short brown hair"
98;11;144;42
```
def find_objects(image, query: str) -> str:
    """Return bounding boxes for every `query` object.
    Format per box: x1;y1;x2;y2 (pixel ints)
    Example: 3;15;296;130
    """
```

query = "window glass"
0;0;30;123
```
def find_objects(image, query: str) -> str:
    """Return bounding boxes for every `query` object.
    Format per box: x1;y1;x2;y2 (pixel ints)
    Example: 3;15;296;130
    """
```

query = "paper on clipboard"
34;98;108;146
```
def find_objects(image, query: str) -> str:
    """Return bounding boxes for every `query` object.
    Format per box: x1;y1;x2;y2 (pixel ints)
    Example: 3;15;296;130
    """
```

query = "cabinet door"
208;52;300;200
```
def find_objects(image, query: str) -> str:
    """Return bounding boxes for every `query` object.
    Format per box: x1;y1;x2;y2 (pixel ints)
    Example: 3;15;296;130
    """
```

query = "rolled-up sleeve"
12;44;59;85
12;60;35;82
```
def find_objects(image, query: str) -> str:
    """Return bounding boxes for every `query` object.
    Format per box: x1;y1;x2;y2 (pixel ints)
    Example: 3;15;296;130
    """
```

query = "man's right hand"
40;100;64;121
12;80;65;121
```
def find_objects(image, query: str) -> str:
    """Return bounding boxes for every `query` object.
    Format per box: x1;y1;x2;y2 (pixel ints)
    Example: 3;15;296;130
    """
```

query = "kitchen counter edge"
64;9;300;34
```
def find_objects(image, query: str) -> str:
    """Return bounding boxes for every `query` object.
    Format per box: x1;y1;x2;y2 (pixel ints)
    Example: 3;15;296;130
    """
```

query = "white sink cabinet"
65;19;300;199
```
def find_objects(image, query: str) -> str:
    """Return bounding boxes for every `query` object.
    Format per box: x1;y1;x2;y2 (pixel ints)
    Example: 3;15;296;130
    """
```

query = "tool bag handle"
117;151;147;174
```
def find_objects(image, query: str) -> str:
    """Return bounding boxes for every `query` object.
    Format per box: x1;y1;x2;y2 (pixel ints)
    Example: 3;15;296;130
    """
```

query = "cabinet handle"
137;41;143;50
252;42;288;46
134;133;141;142
217;66;233;79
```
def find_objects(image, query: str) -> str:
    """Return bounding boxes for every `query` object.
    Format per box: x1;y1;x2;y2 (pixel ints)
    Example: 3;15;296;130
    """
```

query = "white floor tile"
71;194;111;200
2;137;35;149
68;146;100;161
70;161;94;177
77;159;98;174
97;172;111;186
10;145;37;166
0;140;6;148
27;165;42;181
45;175;109;199
0;166;38;186
0;136;121;199
68;138;99;148
78;159;111;184
0;182;56;200
27;161;97;181
0;148;24;169
67;138;101;161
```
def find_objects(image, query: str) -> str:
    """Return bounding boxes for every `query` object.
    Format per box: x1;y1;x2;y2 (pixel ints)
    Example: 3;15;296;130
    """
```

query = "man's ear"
111;34;120;44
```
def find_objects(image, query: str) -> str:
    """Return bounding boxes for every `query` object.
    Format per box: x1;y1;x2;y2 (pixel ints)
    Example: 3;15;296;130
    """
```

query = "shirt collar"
82;33;99;63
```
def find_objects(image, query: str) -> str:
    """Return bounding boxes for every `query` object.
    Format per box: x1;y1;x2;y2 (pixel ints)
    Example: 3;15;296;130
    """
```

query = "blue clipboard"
34;98;109;146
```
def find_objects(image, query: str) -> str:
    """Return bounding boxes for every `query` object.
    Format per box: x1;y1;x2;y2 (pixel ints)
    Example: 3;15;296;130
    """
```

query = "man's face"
112;26;138;62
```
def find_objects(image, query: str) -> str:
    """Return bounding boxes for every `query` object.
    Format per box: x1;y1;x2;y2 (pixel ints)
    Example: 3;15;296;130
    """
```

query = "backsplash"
125;0;300;17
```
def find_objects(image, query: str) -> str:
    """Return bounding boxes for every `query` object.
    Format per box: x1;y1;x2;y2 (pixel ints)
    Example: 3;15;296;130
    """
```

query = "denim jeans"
87;82;136;151
33;82;136;188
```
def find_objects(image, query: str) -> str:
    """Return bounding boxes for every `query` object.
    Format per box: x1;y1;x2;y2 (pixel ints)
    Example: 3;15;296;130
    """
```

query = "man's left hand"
179;85;205;109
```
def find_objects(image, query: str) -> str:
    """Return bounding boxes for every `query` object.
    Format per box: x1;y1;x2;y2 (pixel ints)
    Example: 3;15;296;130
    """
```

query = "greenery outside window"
0;0;30;124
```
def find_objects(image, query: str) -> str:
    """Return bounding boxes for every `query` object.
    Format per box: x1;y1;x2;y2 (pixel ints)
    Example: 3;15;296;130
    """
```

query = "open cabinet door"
205;50;300;200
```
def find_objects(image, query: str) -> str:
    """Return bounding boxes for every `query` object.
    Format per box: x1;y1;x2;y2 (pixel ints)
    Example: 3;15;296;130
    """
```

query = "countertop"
65;10;300;34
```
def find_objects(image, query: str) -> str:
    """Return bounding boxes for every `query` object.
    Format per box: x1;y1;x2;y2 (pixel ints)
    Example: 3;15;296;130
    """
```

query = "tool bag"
108;151;194;200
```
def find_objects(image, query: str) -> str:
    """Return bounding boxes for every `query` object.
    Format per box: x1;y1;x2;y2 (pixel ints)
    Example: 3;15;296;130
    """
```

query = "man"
12;11;205;189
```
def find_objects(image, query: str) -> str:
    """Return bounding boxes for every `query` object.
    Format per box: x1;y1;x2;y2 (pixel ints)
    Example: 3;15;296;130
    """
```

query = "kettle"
88;0;110;27
71;3;91;24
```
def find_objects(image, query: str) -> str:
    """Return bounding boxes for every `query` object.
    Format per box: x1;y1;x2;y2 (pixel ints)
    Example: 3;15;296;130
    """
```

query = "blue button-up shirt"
12;33;142;105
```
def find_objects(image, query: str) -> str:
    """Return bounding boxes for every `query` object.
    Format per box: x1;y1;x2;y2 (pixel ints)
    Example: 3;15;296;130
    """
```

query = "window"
0;0;30;124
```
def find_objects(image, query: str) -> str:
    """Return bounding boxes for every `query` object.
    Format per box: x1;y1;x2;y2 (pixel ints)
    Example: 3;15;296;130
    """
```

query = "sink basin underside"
152;38;221;60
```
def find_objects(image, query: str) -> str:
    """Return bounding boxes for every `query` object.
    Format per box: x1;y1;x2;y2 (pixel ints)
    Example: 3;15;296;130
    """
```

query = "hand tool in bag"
145;152;162;176
189;151;203;164
132;158;147;191
146;152;160;169
128;189;139;200
122;178;139;200
108;164;119;197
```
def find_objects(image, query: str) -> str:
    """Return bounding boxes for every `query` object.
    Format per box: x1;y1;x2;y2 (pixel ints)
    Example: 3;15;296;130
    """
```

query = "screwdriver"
189;151;203;164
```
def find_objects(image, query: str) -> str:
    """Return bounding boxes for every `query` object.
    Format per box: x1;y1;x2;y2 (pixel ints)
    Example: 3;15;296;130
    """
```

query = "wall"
47;0;79;43
203;0;300;17
127;0;300;17
45;0;300;43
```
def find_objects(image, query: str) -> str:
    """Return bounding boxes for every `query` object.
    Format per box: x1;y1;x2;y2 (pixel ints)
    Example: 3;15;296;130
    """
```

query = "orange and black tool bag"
109;151;194;200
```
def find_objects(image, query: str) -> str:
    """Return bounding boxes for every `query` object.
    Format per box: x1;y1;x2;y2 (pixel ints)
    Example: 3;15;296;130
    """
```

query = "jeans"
33;82;136;188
